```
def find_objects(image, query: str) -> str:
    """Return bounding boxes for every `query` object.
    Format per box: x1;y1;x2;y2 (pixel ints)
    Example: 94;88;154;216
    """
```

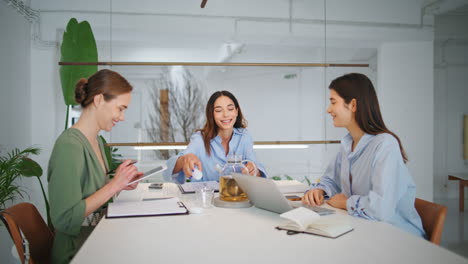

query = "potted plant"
0;147;52;229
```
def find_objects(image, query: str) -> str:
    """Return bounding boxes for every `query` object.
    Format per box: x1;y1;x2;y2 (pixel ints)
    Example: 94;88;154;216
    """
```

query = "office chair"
1;202;54;264
414;198;447;245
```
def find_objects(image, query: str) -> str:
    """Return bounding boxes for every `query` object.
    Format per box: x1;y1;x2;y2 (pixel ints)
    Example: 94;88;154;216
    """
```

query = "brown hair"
75;69;133;108
329;73;408;163
199;91;247;155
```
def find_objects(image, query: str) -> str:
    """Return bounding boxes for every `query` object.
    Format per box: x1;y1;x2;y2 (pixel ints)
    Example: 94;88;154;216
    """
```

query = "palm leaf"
99;136;122;173
17;157;43;177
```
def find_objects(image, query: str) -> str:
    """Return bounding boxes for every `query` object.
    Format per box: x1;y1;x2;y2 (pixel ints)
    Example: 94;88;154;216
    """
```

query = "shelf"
59;62;369;67
106;140;340;147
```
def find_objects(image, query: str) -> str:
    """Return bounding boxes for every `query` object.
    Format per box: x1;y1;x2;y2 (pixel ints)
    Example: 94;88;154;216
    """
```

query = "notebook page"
279;207;320;230
178;181;219;193
107;197;186;217
274;180;309;193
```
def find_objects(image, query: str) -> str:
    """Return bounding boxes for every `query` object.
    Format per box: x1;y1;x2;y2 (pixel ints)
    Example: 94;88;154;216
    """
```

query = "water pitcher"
217;154;257;202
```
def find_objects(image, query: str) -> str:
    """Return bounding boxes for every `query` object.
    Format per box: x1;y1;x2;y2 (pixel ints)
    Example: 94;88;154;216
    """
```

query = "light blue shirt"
312;133;426;238
163;128;267;183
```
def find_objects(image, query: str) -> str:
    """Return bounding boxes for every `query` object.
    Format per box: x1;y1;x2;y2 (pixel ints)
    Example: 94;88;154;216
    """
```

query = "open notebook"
276;207;353;238
106;197;188;218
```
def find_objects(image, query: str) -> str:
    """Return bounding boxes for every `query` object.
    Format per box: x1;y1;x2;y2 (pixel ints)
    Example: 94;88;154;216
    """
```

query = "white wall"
378;41;434;201
0;4;32;264
433;13;468;199
0;7;31;150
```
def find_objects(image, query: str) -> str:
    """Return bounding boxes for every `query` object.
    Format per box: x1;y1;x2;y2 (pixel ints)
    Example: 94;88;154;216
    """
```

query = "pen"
142;197;172;201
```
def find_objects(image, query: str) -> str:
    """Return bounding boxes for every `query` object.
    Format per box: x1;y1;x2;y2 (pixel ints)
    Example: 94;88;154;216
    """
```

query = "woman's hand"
327;193;348;210
243;161;260;176
123;173;144;190
84;160;142;217
110;160;143;192
181;153;202;178
302;188;325;206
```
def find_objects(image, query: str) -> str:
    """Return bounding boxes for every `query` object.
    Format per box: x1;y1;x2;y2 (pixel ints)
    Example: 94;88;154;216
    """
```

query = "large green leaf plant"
59;17;98;129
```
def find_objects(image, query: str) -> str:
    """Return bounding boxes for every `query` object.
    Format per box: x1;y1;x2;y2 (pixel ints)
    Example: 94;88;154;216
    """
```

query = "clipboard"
106;197;188;218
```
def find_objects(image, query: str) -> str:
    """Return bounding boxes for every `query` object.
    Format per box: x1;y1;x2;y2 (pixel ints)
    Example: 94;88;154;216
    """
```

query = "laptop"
232;173;334;216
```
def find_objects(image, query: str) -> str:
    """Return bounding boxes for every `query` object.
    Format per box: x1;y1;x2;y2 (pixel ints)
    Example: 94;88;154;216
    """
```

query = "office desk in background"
448;173;468;212
72;183;467;264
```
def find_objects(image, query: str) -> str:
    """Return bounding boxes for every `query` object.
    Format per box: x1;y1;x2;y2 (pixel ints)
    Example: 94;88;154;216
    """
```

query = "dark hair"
329;73;408;163
74;69;133;108
199;91;247;155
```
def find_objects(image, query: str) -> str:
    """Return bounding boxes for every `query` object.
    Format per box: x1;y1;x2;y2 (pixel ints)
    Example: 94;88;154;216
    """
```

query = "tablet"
126;164;167;185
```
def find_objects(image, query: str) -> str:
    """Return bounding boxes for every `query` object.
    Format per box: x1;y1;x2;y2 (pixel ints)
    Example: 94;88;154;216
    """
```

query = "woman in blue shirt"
303;73;425;238
163;91;266;183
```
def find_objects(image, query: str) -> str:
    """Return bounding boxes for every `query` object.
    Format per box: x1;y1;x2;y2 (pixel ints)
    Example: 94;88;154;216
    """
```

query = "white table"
72;184;467;264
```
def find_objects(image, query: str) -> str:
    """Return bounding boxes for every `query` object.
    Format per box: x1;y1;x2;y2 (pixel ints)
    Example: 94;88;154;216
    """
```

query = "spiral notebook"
106;197;188;218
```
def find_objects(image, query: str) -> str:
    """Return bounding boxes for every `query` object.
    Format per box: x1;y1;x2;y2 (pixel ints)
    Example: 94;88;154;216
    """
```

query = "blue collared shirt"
163;128;267;183
312;133;426;238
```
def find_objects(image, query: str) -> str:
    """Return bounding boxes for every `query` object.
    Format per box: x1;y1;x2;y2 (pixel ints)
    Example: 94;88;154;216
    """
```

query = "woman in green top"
48;69;143;263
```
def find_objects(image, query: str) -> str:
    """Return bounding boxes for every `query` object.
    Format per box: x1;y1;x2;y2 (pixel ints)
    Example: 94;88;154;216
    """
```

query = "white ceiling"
14;0;465;63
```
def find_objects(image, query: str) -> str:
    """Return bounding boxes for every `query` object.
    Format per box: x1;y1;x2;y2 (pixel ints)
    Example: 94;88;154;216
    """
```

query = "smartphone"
149;183;164;189
285;195;302;201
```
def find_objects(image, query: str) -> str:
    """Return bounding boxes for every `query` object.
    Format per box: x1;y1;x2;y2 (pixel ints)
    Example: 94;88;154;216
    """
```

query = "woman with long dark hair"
163;90;266;183
302;73;425;237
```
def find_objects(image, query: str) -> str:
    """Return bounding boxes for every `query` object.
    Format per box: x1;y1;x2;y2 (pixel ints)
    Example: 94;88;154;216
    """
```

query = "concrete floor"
435;198;468;259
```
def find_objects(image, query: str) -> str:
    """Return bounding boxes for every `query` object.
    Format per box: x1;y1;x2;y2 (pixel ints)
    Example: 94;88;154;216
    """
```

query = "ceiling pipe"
430;0;468;15
289;0;293;34
420;0;442;28
420;0;468;28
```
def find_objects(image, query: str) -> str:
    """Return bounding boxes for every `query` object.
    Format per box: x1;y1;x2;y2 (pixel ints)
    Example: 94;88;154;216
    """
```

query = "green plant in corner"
271;174;313;186
99;136;122;175
0;147;53;230
271;174;294;181
59;17;98;129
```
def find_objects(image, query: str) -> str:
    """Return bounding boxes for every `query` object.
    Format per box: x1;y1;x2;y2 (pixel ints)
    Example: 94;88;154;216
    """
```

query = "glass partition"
57;0;377;183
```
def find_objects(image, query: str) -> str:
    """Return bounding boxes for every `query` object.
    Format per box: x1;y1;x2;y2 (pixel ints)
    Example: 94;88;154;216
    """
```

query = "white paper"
178;181;219;193
107;197;187;218
274;180;309;193
279;207;320;230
